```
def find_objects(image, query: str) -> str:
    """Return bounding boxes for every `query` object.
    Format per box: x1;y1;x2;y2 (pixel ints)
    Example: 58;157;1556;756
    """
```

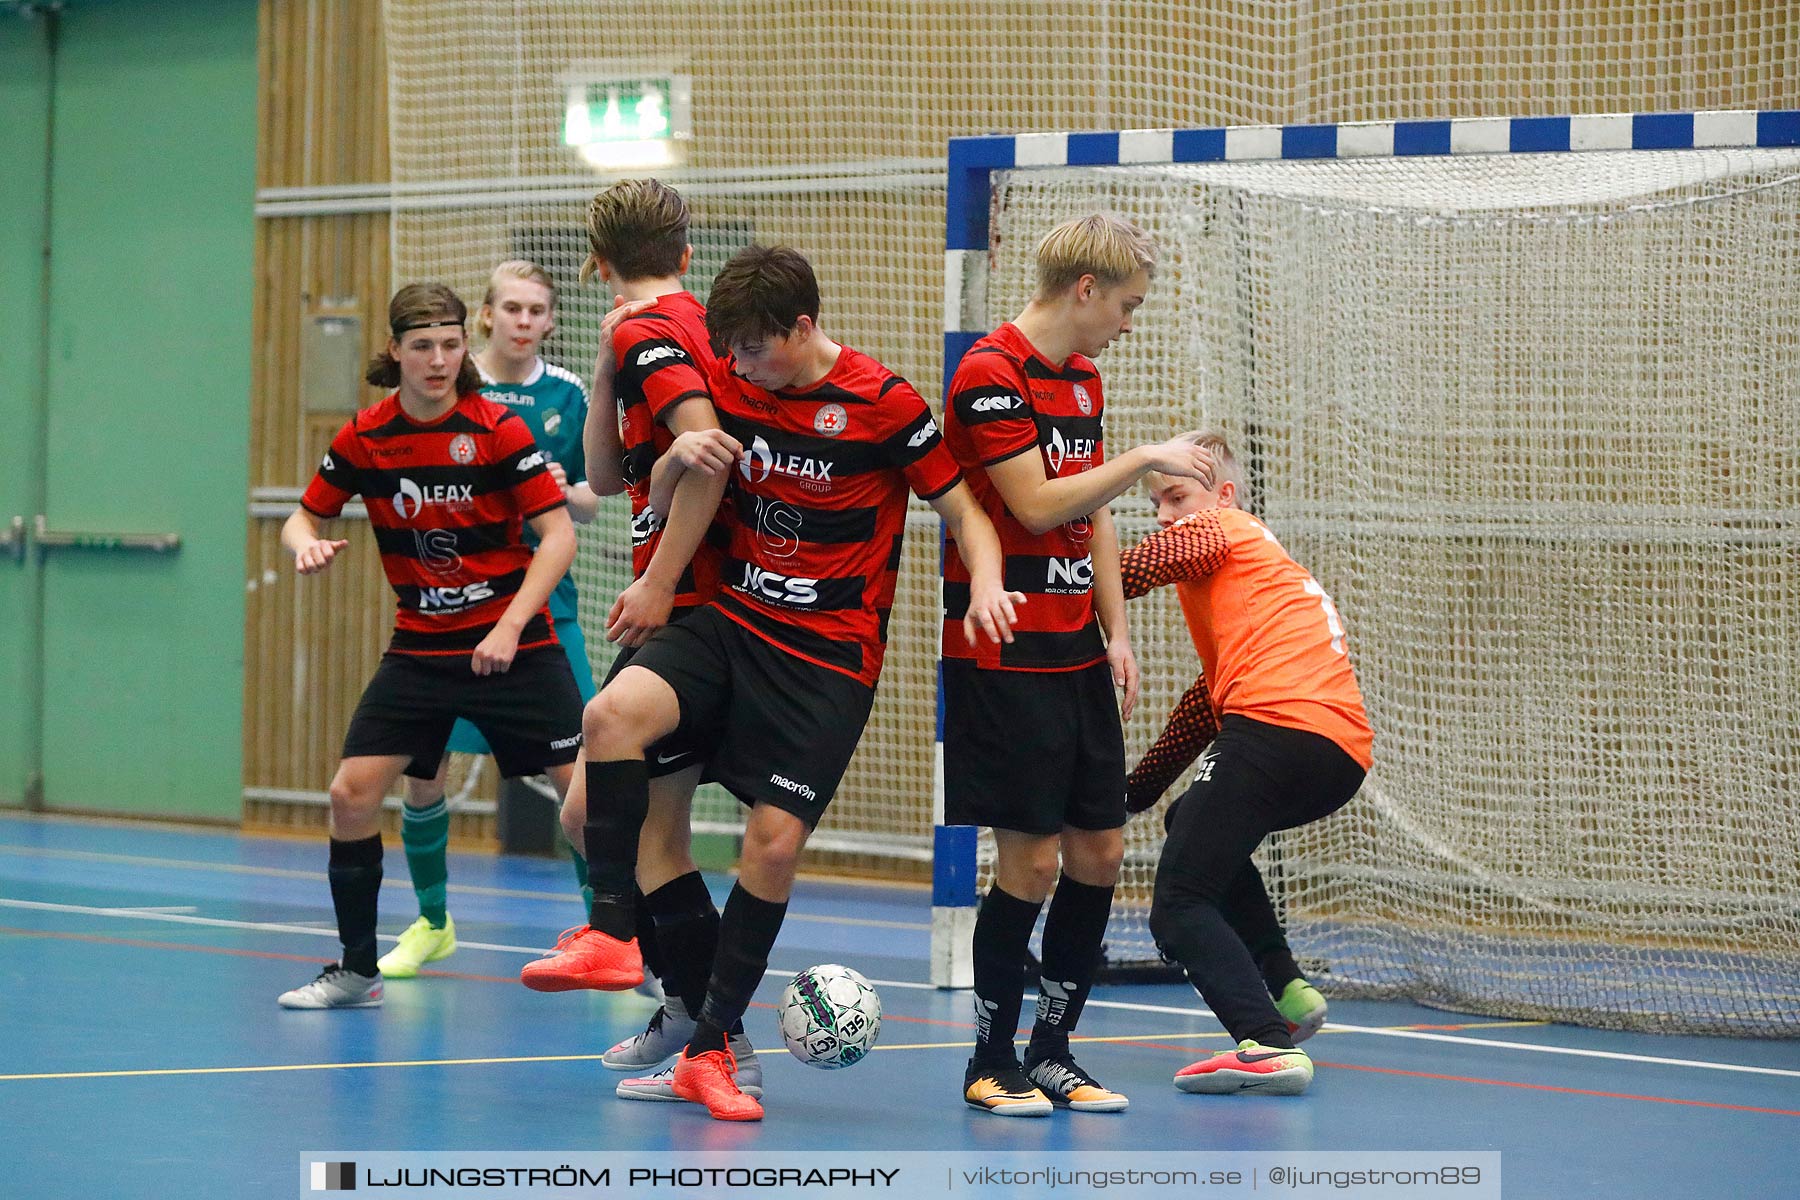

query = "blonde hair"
1034;213;1156;297
364;282;481;394
580;178;690;284
1146;428;1247;506
476;260;557;339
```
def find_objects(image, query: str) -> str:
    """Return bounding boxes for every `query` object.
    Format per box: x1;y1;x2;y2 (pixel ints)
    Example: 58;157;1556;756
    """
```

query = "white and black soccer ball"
777;963;882;1069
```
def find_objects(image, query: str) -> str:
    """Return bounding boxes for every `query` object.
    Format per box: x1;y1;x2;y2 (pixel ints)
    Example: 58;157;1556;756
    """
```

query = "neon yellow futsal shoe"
1274;979;1328;1043
377;914;457;978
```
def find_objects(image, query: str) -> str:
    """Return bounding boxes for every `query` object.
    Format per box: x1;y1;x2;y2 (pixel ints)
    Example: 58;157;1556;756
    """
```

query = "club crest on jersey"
741;436;834;492
542;410;561;435
1073;384;1093;415
813;403;848;437
449;434;477;464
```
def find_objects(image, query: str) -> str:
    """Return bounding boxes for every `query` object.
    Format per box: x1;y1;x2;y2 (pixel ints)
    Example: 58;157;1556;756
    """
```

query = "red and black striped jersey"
300;392;568;656
707;346;962;687
942;322;1107;671
611;290;727;610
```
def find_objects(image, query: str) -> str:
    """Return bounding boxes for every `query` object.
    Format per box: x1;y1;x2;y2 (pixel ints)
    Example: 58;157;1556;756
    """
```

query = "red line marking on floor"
1313;1059;1800;1118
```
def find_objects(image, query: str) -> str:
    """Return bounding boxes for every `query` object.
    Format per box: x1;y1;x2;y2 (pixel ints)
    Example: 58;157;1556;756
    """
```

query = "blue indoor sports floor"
2;811;1796;1198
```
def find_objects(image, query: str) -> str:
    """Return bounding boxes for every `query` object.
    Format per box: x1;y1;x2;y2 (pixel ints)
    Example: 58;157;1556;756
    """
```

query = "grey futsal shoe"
615;1033;763;1100
278;963;384;1009
601;1001;698;1070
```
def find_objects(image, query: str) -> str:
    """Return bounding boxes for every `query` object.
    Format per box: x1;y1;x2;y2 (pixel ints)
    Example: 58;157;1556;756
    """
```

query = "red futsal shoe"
518;925;644;992
672;1046;765;1121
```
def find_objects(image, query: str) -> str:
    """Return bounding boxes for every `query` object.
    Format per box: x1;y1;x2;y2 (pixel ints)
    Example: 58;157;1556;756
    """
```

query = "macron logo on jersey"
636;344;687;368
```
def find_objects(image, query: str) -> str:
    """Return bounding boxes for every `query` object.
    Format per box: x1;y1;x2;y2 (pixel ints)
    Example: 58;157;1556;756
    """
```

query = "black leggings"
1148;715;1365;1047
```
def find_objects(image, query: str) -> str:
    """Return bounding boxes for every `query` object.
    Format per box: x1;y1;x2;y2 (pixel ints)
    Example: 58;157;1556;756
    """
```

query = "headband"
393;316;464;335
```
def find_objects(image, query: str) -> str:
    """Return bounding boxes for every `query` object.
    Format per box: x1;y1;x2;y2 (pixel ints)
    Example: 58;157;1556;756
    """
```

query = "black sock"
328;834;383;976
970;886;1043;1067
1258;946;1302;998
691;882;787;1054
582;759;649;940
644;871;719;1020
634;888;665;983
1027;876;1114;1064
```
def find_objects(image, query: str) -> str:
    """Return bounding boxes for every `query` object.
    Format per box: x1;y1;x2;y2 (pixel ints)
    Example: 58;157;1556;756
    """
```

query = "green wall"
0;0;256;819
0;20;53;809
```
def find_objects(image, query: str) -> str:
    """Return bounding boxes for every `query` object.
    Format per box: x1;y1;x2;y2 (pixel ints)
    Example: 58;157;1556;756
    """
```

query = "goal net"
954;126;1800;1035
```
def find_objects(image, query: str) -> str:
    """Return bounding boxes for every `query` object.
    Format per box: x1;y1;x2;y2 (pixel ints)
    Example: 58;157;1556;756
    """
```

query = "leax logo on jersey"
740;436;834;490
1043;427;1097;475
392;476;473;520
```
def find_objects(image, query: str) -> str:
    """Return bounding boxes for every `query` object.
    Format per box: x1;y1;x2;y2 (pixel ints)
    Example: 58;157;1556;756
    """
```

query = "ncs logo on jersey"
1073;384;1093;415
449;434;477;464
813;403;848;437
740;563;821;606
416;579;496;612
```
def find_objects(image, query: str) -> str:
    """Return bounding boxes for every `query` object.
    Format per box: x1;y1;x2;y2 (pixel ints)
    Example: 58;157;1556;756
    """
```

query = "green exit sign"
563;74;692;168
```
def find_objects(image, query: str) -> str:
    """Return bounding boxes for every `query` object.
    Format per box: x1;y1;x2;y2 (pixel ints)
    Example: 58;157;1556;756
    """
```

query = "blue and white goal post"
927;108;1800;991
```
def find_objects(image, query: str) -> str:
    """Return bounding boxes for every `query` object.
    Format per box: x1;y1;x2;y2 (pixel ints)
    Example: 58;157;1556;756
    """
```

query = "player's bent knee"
327;776;384;828
582;686;659;754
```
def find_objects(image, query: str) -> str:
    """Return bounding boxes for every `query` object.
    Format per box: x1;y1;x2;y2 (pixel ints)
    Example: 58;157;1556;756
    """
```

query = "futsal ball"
777;963;882;1069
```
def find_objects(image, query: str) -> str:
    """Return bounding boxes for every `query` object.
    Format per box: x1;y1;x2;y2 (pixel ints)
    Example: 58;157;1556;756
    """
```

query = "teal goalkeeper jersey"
479;358;589;621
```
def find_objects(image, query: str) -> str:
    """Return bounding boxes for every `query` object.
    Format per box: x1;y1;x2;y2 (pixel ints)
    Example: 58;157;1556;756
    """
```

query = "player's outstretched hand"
1145;432;1215;488
962;583;1026;647
470;625;521;676
294;537;349;575
607;575;675;647
1109;634;1140;721
666;428;743;477
592;295;660;380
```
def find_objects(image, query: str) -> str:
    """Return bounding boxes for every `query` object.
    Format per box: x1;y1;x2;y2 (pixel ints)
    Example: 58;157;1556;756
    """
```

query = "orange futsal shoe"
518;925;644;992
672;1046;765;1121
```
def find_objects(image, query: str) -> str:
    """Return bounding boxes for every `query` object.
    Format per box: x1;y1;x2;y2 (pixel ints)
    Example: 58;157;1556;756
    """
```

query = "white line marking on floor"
6;896;1796;1081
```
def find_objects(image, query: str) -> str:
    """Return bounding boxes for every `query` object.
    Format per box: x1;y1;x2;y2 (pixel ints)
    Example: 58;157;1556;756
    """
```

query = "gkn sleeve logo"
908;419;938;449
636;344;688;368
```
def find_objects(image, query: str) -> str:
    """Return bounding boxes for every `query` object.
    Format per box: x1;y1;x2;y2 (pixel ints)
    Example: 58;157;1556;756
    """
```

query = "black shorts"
623;604;875;827
942;658;1126;835
347;647;583;780
602;634;706;780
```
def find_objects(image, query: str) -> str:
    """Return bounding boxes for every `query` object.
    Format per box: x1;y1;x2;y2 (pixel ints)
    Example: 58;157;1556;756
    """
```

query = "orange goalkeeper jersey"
1121;506;1373;770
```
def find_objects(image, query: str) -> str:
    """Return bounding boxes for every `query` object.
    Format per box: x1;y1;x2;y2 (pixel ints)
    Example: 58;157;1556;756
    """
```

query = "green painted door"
0;1;256;820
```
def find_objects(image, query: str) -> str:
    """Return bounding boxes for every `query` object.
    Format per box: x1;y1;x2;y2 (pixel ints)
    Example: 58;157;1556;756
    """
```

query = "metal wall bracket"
34;514;180;553
2;516;22;563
